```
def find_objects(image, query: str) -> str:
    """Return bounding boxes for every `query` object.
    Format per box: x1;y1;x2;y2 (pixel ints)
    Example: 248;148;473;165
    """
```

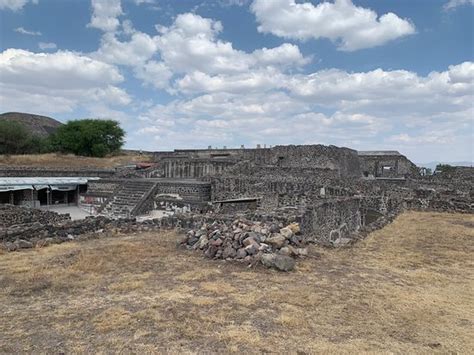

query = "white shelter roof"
0;177;99;191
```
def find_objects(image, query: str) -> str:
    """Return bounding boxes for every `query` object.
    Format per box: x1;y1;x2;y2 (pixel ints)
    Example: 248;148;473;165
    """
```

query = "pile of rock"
0;204;70;228
179;218;308;271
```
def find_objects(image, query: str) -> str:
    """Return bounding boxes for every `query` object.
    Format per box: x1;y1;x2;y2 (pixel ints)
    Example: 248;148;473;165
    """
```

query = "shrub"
50;119;125;157
0;120;48;154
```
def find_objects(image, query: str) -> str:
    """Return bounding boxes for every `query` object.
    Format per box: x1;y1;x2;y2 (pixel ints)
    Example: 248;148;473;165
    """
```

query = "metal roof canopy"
0;177;100;188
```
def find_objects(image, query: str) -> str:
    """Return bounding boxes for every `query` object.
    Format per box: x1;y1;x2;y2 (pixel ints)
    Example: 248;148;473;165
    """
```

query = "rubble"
178;218;307;271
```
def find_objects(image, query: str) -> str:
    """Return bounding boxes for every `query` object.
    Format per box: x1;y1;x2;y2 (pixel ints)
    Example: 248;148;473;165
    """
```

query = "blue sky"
0;0;473;162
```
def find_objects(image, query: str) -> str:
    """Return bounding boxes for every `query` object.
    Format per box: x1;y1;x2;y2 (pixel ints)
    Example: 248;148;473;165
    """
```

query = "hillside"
0;112;63;138
0;153;152;168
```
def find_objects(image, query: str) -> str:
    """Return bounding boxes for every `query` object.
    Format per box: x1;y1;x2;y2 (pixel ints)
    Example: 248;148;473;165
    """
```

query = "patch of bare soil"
0;153;152;168
0;211;473;353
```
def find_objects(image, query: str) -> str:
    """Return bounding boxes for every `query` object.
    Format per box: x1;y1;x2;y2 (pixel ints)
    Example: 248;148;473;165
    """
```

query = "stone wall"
211;164;352;210
301;198;362;246
78;179;122;214
154;180;211;202
358;154;418;178
154;144;361;179
0;204;71;227
161;158;235;179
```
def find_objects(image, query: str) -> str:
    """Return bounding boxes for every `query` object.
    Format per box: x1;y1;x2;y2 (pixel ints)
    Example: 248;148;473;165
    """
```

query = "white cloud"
14;27;41;36
88;0;123;32
4;3;470;161
94;32;157;66
133;0;155;4
286;63;474;115
175;69;287;94
133;60;473;161
0;49;130;114
155;13;309;75
92;12;308;92
38;42;57;50
251;0;416;51
0;0;37;11
443;0;474;10
447;61;474;83
252;43;310;68
134;60;173;89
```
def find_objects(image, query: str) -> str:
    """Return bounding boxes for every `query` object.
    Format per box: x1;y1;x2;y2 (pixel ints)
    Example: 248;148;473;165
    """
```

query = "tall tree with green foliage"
0;120;48;154
50;119;125;157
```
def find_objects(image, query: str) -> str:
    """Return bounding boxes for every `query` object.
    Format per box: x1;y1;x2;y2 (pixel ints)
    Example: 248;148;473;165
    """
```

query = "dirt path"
1;211;473;353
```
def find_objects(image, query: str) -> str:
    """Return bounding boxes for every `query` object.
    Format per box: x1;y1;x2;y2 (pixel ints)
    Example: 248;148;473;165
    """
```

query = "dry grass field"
0;211;473;353
0;153;152;168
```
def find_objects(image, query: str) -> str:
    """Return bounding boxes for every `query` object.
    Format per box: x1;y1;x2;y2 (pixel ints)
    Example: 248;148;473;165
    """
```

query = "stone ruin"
1;144;472;271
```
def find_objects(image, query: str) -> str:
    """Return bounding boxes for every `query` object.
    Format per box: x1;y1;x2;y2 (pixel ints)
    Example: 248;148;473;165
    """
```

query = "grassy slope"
0;211;473;353
0;153;152;168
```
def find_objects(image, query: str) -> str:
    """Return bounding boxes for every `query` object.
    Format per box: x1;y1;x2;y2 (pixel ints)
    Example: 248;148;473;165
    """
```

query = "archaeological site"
1;144;472;271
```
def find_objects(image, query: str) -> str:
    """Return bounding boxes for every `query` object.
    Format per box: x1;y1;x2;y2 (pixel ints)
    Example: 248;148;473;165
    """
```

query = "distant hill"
0;112;63;138
417;161;473;170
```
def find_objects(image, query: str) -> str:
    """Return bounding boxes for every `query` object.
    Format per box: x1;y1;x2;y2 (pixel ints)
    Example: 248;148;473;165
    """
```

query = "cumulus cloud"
155;13;309;75
88;0;123;32
3;2;471;161
133;0;155;4
94;32;157;66
133;60;473;160
38;42;57;50
87;9;471;159
92;12;308;91
251;0;416;51
443;0;474;10
175;69;287;94
0;0;37;11
14;27;41;36
134;60;173;89
0;49;130;114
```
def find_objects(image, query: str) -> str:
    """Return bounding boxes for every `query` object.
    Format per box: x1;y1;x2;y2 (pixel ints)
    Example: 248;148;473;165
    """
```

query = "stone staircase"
100;180;157;218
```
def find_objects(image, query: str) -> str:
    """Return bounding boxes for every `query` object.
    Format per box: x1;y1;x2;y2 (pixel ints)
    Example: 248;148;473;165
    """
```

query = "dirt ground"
1;211;473;353
0;153;152;168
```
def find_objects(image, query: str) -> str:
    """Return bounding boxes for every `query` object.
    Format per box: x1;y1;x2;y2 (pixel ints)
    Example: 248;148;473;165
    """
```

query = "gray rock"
247;231;261;243
188;237;198;245
244;243;258;255
266;234;286;249
176;234;188;247
222;245;237;259
279;246;296;257
269;224;280;233
15;239;33;249
279;227;293;239
236;248;247;259
204;246;218;258
295;247;308;256
261;253;295;271
198;236;209;249
210;238;223;247
242;236;257;247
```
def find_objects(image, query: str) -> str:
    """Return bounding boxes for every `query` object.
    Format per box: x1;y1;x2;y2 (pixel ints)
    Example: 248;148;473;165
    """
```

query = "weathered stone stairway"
100;180;157;218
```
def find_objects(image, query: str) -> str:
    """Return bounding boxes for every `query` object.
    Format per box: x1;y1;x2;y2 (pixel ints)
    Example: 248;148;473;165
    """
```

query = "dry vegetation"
0;211;473;353
0;153;152;168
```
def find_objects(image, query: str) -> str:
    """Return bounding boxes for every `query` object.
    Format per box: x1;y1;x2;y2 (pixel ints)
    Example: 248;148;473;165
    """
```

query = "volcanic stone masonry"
1;144;472;271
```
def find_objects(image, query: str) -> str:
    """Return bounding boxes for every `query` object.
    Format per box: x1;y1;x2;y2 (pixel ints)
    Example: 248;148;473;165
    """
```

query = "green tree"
435;164;455;173
50;119;125;157
0;120;48;154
